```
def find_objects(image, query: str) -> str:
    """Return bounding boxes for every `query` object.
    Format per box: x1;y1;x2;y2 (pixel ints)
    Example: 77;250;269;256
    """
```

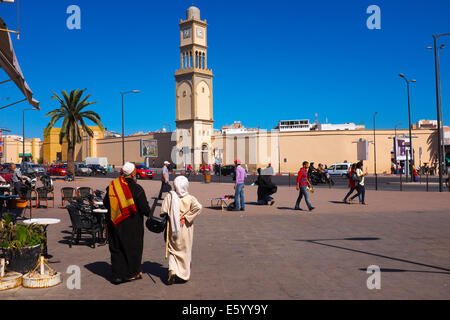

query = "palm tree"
44;89;104;177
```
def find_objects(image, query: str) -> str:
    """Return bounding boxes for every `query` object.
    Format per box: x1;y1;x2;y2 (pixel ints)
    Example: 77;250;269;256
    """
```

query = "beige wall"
96;133;175;167
279;129;436;174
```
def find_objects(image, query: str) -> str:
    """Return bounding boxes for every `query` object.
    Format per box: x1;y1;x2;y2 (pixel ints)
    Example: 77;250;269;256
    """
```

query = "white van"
85;157;108;169
328;163;352;177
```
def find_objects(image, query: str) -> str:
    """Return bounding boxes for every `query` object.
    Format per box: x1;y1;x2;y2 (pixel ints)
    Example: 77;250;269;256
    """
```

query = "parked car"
120;163;155;179
47;164;67;176
0;163;13;172
22;162;45;175
134;163;154;179
327;163;353;177
220;165;236;177
75;163;92;176
87;164;107;175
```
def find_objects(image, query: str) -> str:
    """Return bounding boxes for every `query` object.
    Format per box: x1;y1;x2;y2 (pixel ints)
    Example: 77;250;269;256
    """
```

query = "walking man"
158;161;171;200
103;162;151;284
234;160;247;211
295;161;315;211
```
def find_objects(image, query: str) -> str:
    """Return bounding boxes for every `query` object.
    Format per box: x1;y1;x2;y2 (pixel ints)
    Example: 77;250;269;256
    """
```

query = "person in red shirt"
343;163;357;203
295;161;314;211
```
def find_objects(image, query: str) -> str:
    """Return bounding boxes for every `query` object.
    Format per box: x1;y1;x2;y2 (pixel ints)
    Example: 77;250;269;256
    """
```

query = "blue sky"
1;0;450;139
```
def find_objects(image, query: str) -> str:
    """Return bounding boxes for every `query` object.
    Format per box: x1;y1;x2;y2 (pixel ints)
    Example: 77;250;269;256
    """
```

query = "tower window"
183;91;186;97
202;87;205;93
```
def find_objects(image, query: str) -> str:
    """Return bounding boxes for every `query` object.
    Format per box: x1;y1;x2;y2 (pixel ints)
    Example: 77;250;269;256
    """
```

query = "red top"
297;168;309;187
348;170;356;188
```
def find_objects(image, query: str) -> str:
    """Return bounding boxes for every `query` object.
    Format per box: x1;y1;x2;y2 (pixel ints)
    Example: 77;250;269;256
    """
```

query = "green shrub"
0;214;45;250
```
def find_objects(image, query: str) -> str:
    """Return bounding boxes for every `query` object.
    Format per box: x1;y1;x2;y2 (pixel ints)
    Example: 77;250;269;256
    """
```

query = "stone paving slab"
1;177;449;300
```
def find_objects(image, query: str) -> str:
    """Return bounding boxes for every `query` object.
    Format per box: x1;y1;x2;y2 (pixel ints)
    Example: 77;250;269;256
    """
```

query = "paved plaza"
1;177;450;300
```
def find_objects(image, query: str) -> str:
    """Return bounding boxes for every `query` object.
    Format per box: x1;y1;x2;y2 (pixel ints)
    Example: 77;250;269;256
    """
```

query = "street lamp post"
22;108;37;164
373;112;378;190
120;90;140;165
431;33;450;192
428;43;447;180
394;122;402;172
399;73;416;182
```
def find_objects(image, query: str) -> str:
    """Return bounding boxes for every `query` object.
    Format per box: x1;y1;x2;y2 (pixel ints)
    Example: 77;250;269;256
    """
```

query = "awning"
0;17;39;109
19;153;33;157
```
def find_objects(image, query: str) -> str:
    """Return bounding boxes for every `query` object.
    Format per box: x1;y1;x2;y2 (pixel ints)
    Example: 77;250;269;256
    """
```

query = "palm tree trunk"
67;145;75;177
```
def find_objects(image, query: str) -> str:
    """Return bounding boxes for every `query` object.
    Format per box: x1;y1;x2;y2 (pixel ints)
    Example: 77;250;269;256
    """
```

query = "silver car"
22;162;45;175
75;163;92;176
328;163;352;177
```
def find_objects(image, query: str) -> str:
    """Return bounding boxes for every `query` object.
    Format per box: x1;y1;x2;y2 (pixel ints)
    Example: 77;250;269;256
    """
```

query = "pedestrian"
295;161;315;211
158;161;172;200
265;163;274;175
343;163;357;203
103;162;151;285
350;161;368;205
234;160;247;211
254;168;276;205
161;175;202;285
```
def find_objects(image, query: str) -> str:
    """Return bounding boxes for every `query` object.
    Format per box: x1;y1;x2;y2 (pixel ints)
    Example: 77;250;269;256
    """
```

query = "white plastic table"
23;218;61;263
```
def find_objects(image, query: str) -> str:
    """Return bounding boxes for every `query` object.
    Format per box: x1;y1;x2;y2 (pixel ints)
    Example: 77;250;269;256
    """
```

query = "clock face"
196;27;204;39
183;28;191;39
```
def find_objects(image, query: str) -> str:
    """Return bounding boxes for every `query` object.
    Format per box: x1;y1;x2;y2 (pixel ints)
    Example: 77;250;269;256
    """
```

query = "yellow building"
1;135;43;164
43;126;104;164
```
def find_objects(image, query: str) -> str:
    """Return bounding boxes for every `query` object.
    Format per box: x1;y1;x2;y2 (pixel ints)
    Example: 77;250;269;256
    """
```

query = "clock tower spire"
175;5;214;170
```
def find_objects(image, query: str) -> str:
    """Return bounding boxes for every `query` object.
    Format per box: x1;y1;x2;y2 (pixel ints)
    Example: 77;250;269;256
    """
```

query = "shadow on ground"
296;237;450;273
142;261;168;284
85;261;111;281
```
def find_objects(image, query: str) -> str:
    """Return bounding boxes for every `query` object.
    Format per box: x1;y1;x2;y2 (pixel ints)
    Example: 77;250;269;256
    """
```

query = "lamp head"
411;79;417;83
399;73;405;78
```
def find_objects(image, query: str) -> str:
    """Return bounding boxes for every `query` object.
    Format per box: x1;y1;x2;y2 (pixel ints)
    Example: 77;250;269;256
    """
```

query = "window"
183;91;186;97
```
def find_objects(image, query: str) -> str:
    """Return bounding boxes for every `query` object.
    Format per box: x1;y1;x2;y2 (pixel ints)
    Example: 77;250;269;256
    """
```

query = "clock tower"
175;6;214;170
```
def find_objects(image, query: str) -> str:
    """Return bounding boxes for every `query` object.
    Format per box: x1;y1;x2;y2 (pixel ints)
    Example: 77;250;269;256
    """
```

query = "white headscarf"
169;176;189;237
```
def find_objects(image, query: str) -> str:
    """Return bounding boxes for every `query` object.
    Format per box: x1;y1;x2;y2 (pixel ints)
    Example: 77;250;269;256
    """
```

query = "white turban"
122;162;135;176
169;176;189;237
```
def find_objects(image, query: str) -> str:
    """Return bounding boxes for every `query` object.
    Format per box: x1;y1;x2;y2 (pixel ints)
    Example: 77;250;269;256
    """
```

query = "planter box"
1;245;41;274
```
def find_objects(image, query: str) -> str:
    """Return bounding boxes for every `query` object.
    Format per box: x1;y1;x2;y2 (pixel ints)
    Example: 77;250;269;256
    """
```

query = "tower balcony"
175;67;213;77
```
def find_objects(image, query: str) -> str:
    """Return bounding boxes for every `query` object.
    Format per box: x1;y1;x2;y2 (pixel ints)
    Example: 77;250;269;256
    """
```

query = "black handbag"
146;214;167;233
161;182;172;193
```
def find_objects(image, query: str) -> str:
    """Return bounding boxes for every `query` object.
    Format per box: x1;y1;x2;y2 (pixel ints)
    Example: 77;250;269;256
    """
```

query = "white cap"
122;162;135;175
164;161;170;165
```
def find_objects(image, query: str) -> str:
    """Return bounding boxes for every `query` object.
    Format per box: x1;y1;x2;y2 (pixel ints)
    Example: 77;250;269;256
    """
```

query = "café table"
23;218;61;263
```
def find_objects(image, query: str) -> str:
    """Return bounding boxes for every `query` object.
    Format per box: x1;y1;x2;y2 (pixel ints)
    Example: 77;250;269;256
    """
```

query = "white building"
317;123;362;131
278;120;312;132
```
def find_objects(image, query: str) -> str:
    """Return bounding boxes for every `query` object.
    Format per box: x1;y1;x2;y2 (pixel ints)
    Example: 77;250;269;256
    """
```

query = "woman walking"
161;175;202;285
350;161;368;205
343;163;357;203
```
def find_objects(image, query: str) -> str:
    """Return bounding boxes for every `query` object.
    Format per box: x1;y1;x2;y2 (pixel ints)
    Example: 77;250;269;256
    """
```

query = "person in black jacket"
254;168;277;206
103;162;151;285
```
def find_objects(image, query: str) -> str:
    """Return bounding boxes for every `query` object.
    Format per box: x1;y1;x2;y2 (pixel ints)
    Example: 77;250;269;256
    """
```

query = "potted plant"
0;214;45;274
